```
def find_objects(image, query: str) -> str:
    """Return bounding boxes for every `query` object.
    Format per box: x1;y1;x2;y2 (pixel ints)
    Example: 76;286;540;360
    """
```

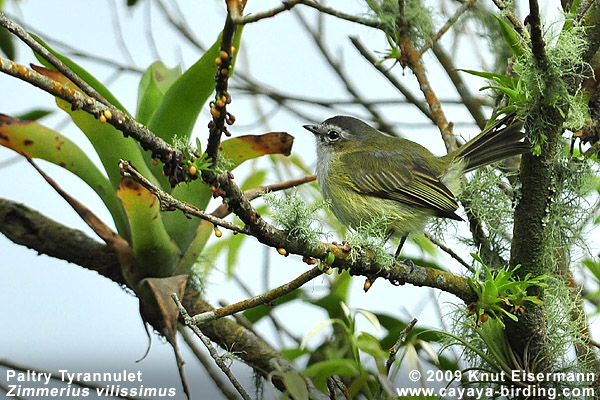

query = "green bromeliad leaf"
30;33;128;112
143;28;244;191
0;114;128;237
30;65;162;193
117;178;181;277
136;61;182;126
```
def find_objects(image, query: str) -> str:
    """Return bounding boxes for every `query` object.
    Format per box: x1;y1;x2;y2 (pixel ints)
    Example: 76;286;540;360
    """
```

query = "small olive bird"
304;114;528;259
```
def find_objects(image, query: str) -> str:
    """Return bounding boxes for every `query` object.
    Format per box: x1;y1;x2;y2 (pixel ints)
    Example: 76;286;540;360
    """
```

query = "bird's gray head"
303;116;379;150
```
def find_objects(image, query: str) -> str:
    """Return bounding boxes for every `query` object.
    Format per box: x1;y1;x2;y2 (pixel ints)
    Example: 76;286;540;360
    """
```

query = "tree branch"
397;34;457;152
205;7;238;167
0;198;125;285
173;294;253;400
0;57;185;184
349;36;435;124
191;266;322;325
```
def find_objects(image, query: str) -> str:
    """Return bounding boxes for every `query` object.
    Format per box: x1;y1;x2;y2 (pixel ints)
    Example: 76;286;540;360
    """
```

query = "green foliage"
0;22;15;59
444;313;519;380
513;24;590;138
263;189;327;247
136;61;182;126
365;0;433;48
446;275;595;392
301;302;392;397
466;254;549;326
345;215;395;269
463;17;591;151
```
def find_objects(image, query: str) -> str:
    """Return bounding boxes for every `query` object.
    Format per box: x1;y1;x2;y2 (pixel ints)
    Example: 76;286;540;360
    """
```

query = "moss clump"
346;215;395;269
365;0;434;48
263;189;327;246
513;24;591;148
458;168;519;265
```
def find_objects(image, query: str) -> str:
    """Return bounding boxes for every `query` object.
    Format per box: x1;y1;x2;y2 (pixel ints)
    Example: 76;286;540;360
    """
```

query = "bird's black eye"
327;130;340;141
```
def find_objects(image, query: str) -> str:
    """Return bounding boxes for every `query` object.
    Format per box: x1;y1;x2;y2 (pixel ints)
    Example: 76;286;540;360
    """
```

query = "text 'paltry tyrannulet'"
304;114;528;258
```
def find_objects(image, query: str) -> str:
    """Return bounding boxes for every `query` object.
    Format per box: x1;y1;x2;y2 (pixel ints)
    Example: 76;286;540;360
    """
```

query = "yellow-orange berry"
215;57;222;66
220;50;229;59
220;68;229;76
210;107;221;119
188;165;198;175
103;109;112;120
214;228;223;238
277;247;288;256
99;114;107;123
216;98;226;108
230;46;236;54
363;280;372;292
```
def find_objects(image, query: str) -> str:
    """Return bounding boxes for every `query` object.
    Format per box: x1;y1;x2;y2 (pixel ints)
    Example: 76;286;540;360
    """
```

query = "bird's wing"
343;151;462;220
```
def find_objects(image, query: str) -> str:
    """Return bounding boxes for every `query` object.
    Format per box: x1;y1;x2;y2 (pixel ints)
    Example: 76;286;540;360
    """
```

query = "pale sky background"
0;1;589;399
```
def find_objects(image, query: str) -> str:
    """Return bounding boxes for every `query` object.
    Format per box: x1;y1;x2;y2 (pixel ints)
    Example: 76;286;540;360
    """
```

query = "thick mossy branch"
507;2;600;375
0;198;125;284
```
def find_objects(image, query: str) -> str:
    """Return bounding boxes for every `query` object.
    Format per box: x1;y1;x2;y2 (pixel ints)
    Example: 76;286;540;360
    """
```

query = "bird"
304;114;528;259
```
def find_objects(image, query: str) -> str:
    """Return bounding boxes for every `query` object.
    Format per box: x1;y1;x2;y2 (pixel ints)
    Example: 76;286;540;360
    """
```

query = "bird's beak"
303;124;320;135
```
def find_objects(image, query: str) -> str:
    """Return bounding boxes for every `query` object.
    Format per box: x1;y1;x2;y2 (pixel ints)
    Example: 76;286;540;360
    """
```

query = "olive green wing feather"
343;152;462;221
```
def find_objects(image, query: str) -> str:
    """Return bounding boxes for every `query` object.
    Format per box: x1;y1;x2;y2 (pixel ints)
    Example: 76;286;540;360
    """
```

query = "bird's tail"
446;113;529;172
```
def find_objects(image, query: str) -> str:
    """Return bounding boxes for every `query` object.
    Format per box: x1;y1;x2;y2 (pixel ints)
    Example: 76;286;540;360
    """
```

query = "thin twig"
205;8;237;167
218;300;266;340
232;0;379;29
109;0;135;65
231;274;303;344
425;233;474;272
156;0;206;51
0;12;111;107
172;294;253;400
398;35;457;152
119;160;248;235
9;16;143;73
418;0;478;55
386;318;418;374
211;175;316;218
0;58;184;180
327;375;350;399
191;266;323;325
144;0;161;60
234;85;479;106
179;326;242;400
233;0;300;23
